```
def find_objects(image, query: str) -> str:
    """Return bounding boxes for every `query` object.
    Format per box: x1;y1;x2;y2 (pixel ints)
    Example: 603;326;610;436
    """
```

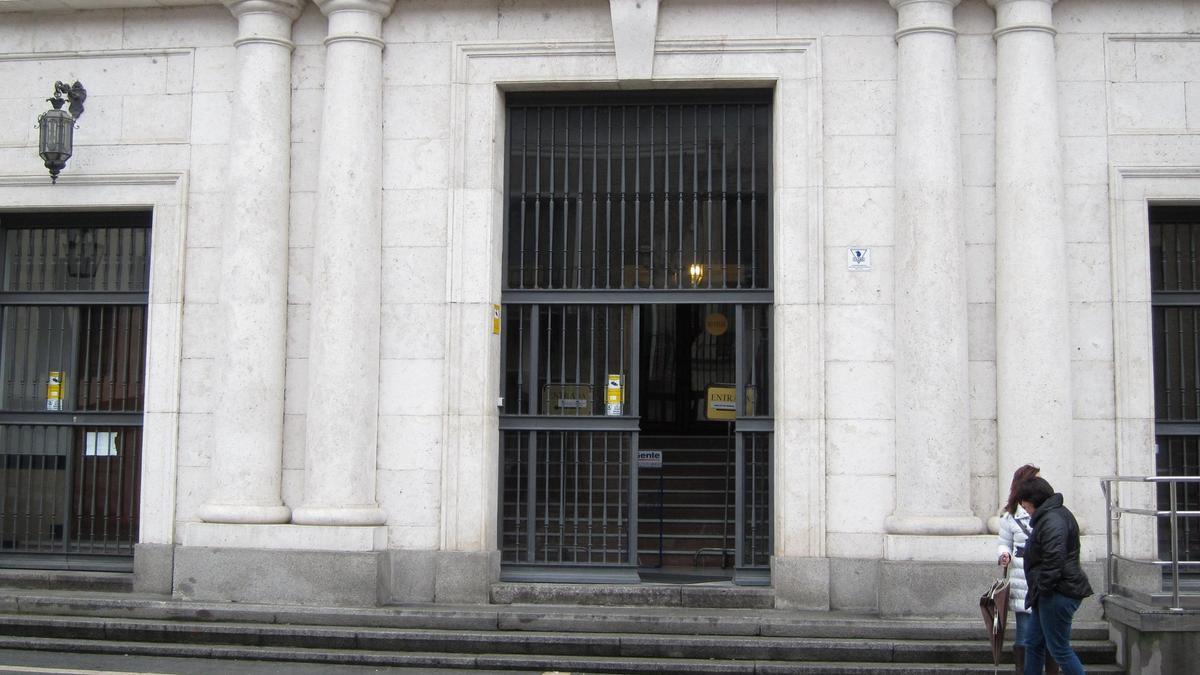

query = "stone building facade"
0;0;1196;616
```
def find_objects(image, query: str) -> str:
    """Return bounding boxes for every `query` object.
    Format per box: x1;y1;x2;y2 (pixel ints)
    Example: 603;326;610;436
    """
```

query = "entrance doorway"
637;304;768;581
0;211;150;571
497;90;772;585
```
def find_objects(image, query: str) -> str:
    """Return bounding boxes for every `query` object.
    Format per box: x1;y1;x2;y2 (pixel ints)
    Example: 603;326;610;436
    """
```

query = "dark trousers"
1025;591;1085;675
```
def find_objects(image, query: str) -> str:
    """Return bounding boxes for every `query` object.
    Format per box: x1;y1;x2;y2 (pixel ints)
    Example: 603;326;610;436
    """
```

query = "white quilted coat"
997;505;1033;613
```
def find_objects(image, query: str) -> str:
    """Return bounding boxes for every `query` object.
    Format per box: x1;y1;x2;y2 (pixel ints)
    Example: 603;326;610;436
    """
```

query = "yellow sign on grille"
46;371;64;411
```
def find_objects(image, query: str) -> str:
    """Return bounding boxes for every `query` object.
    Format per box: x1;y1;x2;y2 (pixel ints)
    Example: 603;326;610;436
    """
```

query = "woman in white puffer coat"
997;464;1058;674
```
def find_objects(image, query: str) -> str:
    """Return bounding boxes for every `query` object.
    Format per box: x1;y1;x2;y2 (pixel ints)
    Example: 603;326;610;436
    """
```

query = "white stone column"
886;0;982;535
291;0;395;526
200;0;303;525
989;0;1074;502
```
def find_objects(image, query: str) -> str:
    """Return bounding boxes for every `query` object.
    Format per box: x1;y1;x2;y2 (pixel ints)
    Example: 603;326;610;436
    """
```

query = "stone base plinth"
133;543;175;594
173;546;383;606
772;556;1105;619
383;549;500;604
1106;594;1200;675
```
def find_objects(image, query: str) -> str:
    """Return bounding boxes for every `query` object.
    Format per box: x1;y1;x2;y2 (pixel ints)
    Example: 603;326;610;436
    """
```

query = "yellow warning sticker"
47;371;63;411
605;374;623;415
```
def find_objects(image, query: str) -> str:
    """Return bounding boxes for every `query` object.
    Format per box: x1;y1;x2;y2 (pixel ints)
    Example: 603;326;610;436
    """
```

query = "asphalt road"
0;650;546;675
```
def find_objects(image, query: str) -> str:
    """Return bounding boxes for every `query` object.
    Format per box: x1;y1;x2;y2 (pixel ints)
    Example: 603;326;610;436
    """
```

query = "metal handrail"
1101;476;1200;610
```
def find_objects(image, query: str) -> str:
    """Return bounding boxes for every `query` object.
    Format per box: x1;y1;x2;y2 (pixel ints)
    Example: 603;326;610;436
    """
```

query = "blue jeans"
1025;591;1085;675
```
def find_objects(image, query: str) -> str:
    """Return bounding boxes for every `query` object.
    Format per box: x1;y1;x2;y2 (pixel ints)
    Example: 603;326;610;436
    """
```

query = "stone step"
0;635;1126;674
0;568;131;593
490;581;775;608
0;589;1112;641
0;613;1118;665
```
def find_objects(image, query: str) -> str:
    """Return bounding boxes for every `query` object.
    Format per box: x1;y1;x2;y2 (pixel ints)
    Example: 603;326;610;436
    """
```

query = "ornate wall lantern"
37;81;87;184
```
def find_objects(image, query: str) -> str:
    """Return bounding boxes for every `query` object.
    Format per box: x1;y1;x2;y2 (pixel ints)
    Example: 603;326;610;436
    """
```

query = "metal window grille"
500;91;773;579
1150;205;1200;563
504;92;771;293
0;211;150;569
740;431;771;568
502;430;631;565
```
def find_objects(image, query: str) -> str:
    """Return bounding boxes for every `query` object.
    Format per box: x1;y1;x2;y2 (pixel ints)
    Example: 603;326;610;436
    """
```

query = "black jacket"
1024;493;1094;609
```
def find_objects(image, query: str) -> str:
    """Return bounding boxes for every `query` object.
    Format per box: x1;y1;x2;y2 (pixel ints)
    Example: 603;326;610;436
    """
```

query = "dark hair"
1005;464;1041;514
1014;476;1055;508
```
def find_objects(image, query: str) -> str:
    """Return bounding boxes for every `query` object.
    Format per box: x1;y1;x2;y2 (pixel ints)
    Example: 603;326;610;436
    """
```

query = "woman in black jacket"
1014;476;1093;675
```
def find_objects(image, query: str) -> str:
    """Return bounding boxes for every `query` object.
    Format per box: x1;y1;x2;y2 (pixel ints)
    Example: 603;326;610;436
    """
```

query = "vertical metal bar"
533;110;544;288
677;105;684;289
735;430;745;568
620;106;628;290
106;307;118;412
41;226;51;292
119;306;131;412
548;108;558;288
577;107;585;290
721;106;728;289
540;431;550;561
1103;479;1113;597
734;304;745;566
648;104;657;285
662;105;670;288
706;105;714;289
574;305;582;413
602;430;610;562
587;431;595;562
558;430;565;561
514;307;524;414
751;105;758;287
629;428;638;567
1190;221;1197;290
563;106;572;289
693;104;700;285
0;427;7;546
1165;309;1176;416
628;305;640;567
1181;306;1188;420
606;107;613;289
736;105;743;289
1194;308;1200;419
518;109;528;288
1170;480;1182;609
530;305;540;416
592;107;599;289
630;305;640;418
58;426;71;551
525;431;537;562
572;429;580;562
558;306;567;390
